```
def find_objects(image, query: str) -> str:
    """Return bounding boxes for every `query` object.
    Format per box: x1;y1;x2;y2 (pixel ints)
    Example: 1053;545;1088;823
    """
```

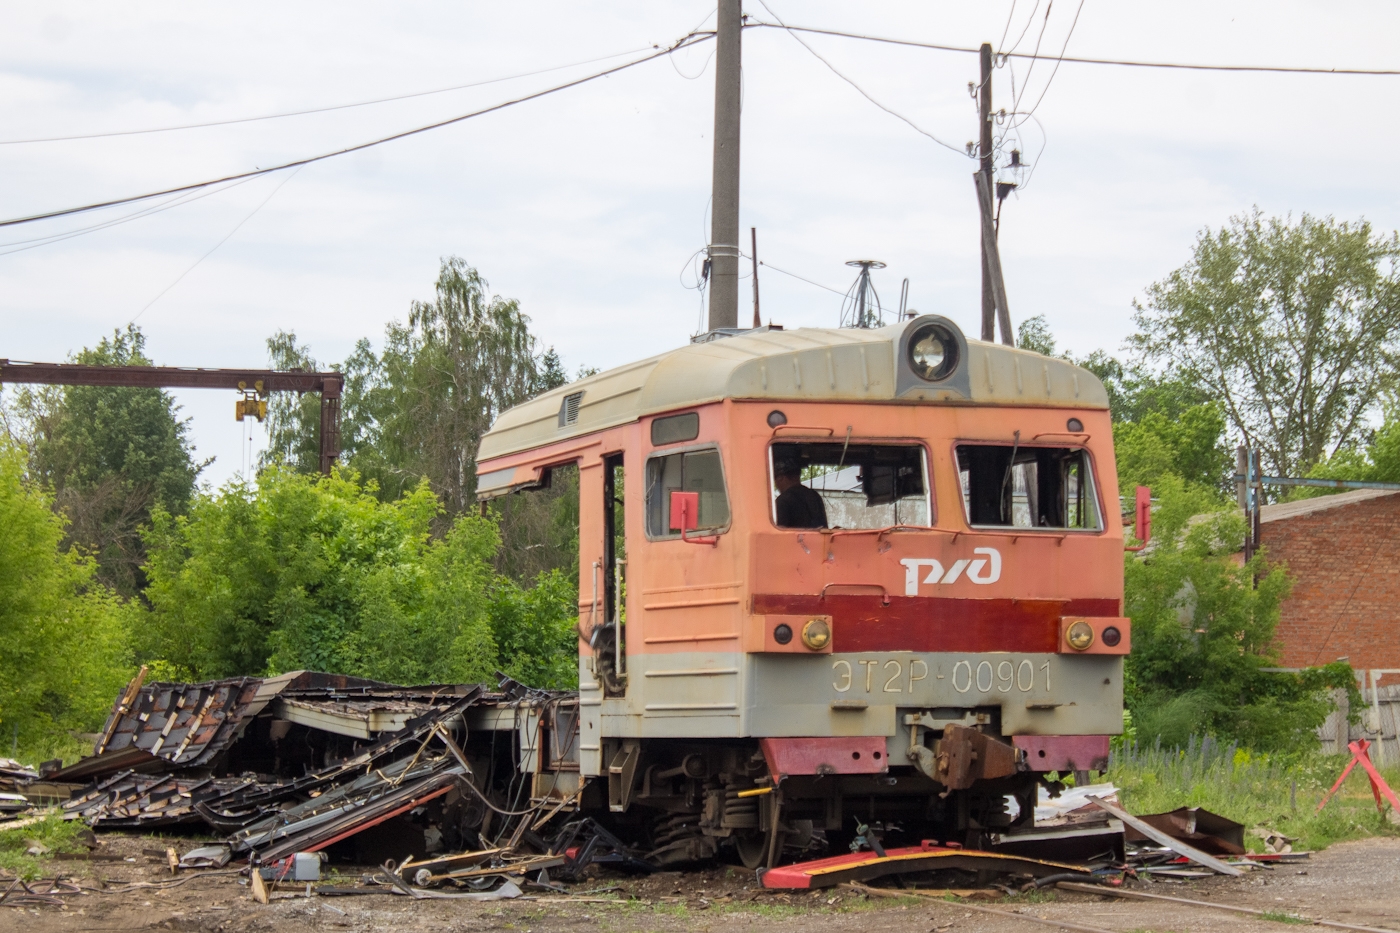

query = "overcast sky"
2;1;1396;488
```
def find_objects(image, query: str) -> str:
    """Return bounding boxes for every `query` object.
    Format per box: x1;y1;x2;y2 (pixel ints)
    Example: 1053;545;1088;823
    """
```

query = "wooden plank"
1085;795;1243;876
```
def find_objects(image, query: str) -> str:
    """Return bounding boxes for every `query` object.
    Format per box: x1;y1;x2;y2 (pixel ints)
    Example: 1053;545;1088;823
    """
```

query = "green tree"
1113;402;1230;495
1132;210;1400;480
16;326;202;596
1123;476;1353;750
1016;318;1232;495
1016;314;1057;356
140;467;578;687
0;438;134;760
263;259;564;514
260;331;323;476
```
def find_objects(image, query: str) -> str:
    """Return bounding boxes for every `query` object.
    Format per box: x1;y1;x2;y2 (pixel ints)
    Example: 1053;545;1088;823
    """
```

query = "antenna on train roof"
840;260;885;328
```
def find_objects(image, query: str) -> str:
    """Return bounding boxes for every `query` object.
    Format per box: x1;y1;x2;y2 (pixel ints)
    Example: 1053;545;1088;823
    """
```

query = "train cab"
475;314;1129;863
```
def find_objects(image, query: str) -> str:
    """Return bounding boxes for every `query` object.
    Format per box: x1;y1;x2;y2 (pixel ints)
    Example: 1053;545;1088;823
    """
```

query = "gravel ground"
8;833;1400;933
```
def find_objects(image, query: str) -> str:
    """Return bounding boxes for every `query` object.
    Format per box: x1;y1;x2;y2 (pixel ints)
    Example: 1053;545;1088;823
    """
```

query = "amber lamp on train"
1066;621;1095;651
800;619;831;651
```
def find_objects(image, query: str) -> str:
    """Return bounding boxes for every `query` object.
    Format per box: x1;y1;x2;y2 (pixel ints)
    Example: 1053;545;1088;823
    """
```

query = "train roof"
477;314;1109;463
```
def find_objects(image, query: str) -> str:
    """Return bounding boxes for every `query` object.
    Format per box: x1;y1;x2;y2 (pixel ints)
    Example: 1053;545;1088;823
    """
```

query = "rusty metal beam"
0;359;341;395
0;359;344;474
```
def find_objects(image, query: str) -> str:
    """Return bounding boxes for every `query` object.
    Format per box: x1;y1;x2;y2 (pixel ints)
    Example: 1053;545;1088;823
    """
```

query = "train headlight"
1066;621;1095;651
801;619;831;651
907;323;958;382
773;623;793;645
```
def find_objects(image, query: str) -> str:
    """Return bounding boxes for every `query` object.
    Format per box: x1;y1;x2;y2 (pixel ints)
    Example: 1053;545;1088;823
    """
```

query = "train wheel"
733;830;769;870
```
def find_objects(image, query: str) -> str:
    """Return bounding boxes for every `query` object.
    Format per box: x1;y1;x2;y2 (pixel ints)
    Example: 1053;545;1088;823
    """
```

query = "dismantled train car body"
474;314;1129;867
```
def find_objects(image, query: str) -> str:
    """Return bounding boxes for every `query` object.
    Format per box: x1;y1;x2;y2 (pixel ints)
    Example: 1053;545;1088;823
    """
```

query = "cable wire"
0;31;715;231
1017;0;1088;119
0;45;659;146
129;165;304;324
0;176;261;255
758;260;847;296
754;0;969;157
745;21;1400;75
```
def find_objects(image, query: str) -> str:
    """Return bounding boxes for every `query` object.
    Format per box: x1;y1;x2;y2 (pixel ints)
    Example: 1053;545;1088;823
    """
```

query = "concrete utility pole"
750;227;761;328
975;42;1014;347
978;43;995;343
707;0;742;332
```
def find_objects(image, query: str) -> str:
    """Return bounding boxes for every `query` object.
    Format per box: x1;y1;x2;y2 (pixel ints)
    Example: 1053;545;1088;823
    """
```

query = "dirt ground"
8;833;1400;933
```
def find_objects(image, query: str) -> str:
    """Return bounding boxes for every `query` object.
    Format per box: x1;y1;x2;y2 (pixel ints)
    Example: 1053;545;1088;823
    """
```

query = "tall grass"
1107;735;1400;851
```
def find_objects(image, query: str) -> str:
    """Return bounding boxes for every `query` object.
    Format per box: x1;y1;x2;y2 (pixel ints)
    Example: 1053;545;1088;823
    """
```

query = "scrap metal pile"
0;668;653;894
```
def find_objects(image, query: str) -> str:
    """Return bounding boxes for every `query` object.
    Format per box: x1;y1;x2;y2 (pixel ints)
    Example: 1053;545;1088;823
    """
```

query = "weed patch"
1108;736;1400;852
0;811;89;880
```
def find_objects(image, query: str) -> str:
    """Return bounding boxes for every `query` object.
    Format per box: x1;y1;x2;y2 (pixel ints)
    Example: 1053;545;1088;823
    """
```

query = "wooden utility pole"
750;227;761;328
975;173;1013;345
707;0;742;332
978;43;995;343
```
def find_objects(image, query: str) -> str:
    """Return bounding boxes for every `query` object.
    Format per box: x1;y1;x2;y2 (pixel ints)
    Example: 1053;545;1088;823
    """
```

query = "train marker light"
907;323;958;381
801;619;831;650
767;409;787;428
773;623;794;645
1066;621;1095;651
1101;625;1122;648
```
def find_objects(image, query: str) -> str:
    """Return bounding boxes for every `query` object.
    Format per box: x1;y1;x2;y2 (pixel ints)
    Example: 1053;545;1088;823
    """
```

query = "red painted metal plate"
760;737;889;778
1011;734;1110;772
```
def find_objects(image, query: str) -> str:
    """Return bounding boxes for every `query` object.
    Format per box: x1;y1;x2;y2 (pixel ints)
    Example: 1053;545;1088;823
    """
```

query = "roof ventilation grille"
559;391;583;427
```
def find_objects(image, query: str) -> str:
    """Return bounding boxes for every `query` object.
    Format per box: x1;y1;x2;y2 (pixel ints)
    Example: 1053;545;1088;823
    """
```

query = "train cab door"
592;452;627;697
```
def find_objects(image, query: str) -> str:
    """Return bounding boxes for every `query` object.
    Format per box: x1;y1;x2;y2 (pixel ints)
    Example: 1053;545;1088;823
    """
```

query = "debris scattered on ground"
1122;805;1245;855
1087;794;1244;876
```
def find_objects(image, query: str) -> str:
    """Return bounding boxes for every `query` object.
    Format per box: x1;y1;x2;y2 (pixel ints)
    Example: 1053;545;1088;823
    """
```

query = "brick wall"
1260;491;1400;674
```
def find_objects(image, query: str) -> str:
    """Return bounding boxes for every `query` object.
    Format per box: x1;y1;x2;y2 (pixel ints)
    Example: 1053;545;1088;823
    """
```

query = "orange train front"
474;314;1129;868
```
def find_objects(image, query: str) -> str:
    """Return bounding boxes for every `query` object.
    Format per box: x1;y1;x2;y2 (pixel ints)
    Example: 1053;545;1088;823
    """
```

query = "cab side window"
645;448;730;537
957;444;1101;530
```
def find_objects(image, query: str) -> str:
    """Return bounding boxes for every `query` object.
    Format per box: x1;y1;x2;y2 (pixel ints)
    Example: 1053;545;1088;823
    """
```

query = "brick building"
1257;488;1400;678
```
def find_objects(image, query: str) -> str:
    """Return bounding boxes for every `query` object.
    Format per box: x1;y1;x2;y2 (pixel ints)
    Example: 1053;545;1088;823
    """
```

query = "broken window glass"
645;448;730;537
956;444;1101;530
769;442;929;530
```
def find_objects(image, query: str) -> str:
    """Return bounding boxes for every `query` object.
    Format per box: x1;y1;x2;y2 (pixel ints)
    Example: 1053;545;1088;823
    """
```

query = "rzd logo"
899;548;1001;595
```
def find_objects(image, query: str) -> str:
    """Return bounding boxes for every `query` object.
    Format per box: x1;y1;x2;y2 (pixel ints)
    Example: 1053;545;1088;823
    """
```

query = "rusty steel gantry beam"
0;359;344;474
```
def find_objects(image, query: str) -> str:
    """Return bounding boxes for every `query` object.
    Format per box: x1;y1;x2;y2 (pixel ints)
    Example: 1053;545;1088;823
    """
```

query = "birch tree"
1131;211;1400;479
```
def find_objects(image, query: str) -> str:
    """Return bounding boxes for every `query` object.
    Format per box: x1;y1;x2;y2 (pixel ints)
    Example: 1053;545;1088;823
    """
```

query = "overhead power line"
755;0;967;156
0;45;659;146
746;21;1400;76
0;31;714;231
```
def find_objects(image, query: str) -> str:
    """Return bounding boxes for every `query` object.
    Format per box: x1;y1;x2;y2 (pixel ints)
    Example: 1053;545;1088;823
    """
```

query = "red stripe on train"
751;594;1121;653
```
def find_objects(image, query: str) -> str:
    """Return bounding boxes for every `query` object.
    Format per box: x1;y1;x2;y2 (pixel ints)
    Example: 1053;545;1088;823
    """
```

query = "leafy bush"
0;439;135;761
140;466;576;687
1124;476;1355;751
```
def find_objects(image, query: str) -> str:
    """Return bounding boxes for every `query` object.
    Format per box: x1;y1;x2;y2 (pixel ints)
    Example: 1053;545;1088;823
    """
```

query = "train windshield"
957;444;1102;530
769;442;929;530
